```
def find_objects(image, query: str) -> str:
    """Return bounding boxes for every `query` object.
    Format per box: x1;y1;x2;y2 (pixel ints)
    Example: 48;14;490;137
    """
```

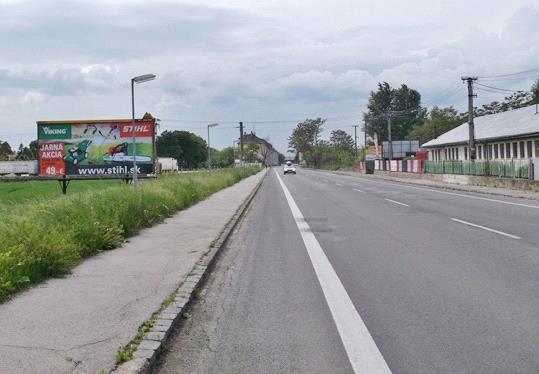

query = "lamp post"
131;74;156;190
207;123;219;175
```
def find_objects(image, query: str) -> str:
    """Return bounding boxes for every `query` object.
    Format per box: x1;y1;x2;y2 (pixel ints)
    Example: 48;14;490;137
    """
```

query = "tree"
330;129;354;153
0;141;12;161
288;118;325;154
213;146;235;167
407;106;464;144
531;79;539;109
156;130;208;169
244;142;259;163
15;142;37;160
363;82;426;141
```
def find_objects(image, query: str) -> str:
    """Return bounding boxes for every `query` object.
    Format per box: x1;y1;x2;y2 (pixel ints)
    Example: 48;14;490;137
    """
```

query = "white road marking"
450;218;522;240
384;198;410;207
275;171;392;374
353;188;366;193
336;183;344;187
348;175;539;210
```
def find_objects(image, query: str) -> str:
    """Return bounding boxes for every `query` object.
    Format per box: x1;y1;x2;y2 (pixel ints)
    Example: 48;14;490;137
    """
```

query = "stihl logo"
120;123;153;137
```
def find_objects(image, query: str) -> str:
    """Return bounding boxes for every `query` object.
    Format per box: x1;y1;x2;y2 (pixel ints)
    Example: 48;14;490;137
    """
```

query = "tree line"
288;79;539;168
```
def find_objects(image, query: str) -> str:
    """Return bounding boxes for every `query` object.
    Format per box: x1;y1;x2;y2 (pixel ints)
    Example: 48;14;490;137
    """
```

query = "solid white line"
336;183;344;187
384;198;410;207
275;171;392;374
350;176;539;210
353;188;366;193
450;218;522;239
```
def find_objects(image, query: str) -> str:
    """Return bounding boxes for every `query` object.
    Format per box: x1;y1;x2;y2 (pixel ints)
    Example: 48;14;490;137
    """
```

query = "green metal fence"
423;160;531;179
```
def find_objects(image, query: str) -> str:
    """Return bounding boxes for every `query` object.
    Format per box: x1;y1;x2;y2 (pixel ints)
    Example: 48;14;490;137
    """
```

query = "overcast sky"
1;0;538;152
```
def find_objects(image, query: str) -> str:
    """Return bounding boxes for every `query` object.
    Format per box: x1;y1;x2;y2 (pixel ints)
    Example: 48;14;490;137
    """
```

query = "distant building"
422;105;539;161
240;132;280;166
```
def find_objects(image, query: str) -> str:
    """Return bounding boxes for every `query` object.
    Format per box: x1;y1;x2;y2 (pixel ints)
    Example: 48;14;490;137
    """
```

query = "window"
500;144;504;159
494;144;499;159
519;141;525;159
526;141;532;159
484;145;489;159
488;144;493;159
464;146;468;160
477;145;482;159
456;148;459;160
513;142;518;158
444;149;447;160
506;143;511;158
535;140;539;158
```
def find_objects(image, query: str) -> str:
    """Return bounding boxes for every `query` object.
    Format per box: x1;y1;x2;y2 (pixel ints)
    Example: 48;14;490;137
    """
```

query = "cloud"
0;0;536;153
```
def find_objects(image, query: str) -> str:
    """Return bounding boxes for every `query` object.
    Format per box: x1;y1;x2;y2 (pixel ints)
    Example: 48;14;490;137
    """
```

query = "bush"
0;167;259;301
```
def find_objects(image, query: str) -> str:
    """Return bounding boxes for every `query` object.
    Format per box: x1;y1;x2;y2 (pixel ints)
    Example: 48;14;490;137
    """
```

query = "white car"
283;161;296;174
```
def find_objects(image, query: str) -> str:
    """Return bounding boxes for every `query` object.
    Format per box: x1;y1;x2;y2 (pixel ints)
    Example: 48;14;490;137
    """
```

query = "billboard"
37;119;155;177
382;140;419;159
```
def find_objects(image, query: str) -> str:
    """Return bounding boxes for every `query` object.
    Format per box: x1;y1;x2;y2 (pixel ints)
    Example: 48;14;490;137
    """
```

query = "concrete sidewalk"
329;170;539;201
0;170;266;374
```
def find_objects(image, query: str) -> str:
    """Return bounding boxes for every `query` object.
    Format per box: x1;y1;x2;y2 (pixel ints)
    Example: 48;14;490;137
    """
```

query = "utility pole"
387;113;393;160
353;125;358;158
364;120;368;160
239;121;244;166
462;76;477;159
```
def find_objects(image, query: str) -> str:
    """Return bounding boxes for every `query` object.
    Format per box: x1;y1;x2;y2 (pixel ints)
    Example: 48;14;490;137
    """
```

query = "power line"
475;82;527;93
477;67;539;80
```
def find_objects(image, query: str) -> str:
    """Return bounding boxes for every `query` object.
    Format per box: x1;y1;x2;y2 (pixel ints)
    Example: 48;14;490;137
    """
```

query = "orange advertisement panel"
39;142;65;176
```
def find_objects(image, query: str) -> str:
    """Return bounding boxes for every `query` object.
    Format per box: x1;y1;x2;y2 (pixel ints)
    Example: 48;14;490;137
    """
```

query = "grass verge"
0;167;260;302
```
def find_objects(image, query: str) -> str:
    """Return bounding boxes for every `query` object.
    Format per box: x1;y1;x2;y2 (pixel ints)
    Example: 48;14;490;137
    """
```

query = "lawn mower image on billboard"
103;142;152;163
64;140;92;165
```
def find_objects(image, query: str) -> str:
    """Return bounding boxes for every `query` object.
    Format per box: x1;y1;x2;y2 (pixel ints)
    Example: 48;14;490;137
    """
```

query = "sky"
0;0;538;153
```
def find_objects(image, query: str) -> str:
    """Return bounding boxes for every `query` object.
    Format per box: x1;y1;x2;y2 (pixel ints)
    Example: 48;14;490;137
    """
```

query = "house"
240;132;280;166
422;105;539;161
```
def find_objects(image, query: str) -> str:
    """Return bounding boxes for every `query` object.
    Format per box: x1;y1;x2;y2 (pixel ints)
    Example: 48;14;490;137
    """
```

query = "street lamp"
207;123;219;175
131;73;156;190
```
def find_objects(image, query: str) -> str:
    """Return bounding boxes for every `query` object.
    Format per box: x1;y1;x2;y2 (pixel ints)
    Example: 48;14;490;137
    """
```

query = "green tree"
156;130;208;169
213;146;235;167
363;82;426;141
288;118;325;154
531;79;539;107
0;141;12;160
15;143;37;160
407;106;464;144
244;142;259;163
330;129;354;153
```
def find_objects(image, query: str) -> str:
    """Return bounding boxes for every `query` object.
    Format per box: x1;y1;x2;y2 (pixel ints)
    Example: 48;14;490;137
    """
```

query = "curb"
326;170;539;202
112;169;268;374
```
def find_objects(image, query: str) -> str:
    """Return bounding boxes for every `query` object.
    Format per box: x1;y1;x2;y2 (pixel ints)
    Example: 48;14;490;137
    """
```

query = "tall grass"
0;167;259;301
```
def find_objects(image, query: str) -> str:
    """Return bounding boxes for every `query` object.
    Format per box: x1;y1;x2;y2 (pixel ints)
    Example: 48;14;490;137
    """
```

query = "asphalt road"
155;168;539;374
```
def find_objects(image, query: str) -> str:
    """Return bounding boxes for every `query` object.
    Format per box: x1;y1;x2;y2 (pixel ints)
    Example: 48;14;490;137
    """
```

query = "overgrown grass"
0;179;123;206
0;167;260;302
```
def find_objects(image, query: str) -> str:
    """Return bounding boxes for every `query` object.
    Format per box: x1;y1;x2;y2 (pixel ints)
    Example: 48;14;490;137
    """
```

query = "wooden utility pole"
387;114;393;160
462;76;477;159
